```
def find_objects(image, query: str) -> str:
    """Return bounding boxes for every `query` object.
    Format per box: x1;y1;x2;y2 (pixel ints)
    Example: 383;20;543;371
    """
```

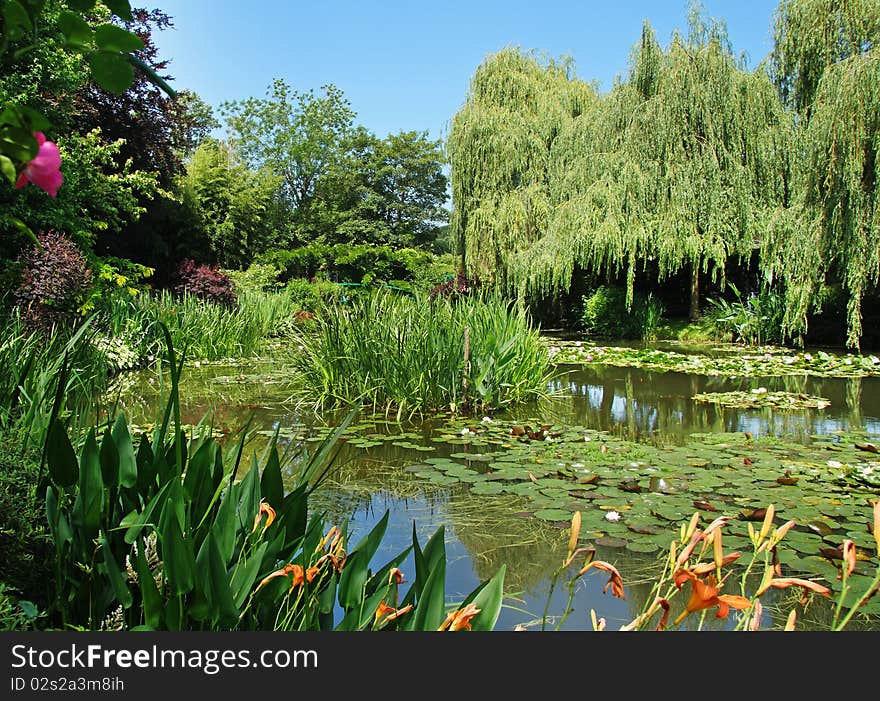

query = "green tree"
764;0;880;347
177;139;284;269
221;80;356;228
313;128;448;248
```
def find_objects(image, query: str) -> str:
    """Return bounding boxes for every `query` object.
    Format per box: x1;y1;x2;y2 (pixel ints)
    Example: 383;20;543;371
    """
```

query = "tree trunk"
689;262;700;321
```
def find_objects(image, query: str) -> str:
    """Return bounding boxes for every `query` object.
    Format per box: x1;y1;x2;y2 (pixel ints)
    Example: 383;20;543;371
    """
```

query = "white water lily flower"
194;360;201;368
584;436;592;442
604;511;621;523
481;416;493;424
544;436;553;442
827;460;843;468
751;387;768;394
572;463;585;468
460;428;470;436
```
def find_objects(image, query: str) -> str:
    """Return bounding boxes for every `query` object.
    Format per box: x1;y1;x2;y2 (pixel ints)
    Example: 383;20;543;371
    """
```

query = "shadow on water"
105;352;880;630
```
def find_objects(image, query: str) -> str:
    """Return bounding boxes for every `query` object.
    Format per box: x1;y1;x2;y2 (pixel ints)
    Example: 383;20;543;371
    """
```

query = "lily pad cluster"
692;389;831;410
547;341;880;378
334;415;879;605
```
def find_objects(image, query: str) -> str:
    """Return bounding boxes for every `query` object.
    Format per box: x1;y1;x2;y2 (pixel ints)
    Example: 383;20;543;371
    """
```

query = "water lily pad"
533;508;573;522
625;540;660;554
594;536;628;548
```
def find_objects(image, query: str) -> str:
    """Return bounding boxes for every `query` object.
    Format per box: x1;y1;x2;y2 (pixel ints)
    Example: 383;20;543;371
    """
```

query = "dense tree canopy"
449;18;790;319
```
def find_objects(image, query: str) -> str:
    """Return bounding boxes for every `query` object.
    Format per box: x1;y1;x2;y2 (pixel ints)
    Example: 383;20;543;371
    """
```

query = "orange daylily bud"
568;511;582;560
757;577;831;598
590;609;606;631
873;500;880;554
691;552;741;575
784;609;797;631
388;568;405;585
713;529;724;573
759;504;776;543
749;599;763;631
842;540;857;578
685;512;700;541
703;515;729;539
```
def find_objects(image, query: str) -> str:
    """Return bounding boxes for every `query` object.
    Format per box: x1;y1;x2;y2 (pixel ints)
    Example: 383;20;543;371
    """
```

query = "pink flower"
15;132;63;197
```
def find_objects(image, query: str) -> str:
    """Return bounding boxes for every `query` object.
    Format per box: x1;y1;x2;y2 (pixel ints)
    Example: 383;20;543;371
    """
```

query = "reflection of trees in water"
543;367;872;445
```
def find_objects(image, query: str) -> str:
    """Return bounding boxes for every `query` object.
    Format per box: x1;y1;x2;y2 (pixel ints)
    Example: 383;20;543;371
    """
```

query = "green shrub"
704;285;787;346
580;286;665;340
288;291;553;416
225;263;282;295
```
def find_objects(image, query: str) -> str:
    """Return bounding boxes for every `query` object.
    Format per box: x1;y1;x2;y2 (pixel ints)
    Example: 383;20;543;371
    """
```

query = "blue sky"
152;1;780;144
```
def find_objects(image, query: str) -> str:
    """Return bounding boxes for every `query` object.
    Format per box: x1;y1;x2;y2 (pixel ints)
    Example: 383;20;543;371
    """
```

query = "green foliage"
704;285;787;346
0;583;43;631
257;243;454;292
580;286;665;340
178;139;284;269
288;291;553;416
221;79;356;216
771;0;880;114
39;338;504;630
285;278;341;313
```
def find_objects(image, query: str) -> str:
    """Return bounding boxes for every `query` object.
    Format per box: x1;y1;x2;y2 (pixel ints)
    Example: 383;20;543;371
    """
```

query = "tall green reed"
288;291;553;418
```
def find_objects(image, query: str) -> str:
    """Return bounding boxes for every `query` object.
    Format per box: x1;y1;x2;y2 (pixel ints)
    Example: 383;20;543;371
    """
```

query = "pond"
106;347;880;631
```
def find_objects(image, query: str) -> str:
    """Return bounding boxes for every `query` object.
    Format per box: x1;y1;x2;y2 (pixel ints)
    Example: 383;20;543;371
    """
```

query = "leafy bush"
286;278;343;313
580;286;665;340
288;291;552;416
174;259;237;307
225;263;282;295
704;285;786;346
256;244;454;291
14;231;93;332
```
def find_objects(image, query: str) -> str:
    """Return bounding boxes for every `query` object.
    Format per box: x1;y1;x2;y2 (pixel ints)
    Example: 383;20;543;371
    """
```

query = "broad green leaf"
0;155;16;185
58;10;92;47
196;532;238;626
103;0;133;21
412;559;446;631
94;23;143;52
3;1;31;40
46;419;78;487
338;511;389;609
462;564;505;632
260;446;284;508
135;536;162;629
230;542;268;608
74;429;104;534
212;483;238;565
99;532;132;609
112;414;137;488
87;51;134;95
159;513;194;596
99;426;119;488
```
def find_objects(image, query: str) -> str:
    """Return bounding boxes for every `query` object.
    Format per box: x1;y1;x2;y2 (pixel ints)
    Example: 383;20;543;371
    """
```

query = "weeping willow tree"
763;0;880;347
449;16;790;319
447;48;598;288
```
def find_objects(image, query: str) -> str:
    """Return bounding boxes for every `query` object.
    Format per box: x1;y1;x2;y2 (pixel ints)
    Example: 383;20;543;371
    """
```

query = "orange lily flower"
256;563;320;592
673;570;751;624
438;603;481;631
579;560;625;599
374;602;413;626
252;499;276;535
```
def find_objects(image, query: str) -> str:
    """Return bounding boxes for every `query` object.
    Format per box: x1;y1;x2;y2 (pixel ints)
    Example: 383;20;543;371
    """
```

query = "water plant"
38;329;505;631
552;501;880;631
287;291;553;417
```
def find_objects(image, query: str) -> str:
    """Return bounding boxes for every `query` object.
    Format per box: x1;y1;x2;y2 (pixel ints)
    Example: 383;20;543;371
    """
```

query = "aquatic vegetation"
335;414;880;604
549;341;880;378
552;499;880;630
39;334;505;631
287;291;553;417
692;390;831;410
